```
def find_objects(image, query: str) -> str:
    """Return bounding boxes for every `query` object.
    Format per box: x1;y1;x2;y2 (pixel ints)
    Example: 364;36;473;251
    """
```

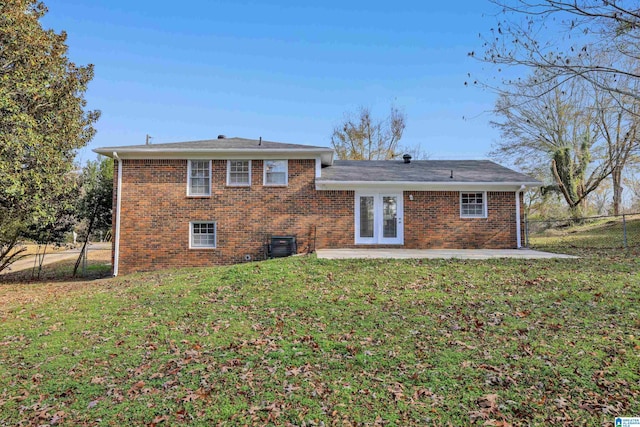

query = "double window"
190;222;216;248
227;160;251;186
187;160;211;196
460;192;487;218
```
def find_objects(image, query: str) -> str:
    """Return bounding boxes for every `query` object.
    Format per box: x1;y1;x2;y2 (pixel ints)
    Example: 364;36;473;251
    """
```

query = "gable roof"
316;160;541;190
95;137;540;189
94;137;334;165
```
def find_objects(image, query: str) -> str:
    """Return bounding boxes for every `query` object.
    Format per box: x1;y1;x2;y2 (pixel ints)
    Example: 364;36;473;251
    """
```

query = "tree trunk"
611;166;623;216
73;203;99;277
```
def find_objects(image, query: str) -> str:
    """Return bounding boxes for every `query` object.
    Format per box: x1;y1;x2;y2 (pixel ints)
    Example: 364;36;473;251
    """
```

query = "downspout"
113;152;123;276
515;185;525;248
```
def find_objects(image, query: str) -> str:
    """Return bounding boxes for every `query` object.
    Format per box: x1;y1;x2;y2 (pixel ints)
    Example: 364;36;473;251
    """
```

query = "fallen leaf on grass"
90;376;106;385
450;340;477;350
478;394;498;409
484;420;512;427
388;383;405;402
50;411;65;425
555;397;568;409
149;414;169;426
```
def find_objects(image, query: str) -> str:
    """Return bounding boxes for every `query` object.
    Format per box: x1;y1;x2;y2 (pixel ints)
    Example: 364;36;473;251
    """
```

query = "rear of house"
95;137;540;275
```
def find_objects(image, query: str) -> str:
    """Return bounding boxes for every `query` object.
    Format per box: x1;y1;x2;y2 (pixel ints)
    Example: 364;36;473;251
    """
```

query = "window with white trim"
264;160;287;186
460;192;487;218
187;160;211;196
227;160;251;186
190;222;216;248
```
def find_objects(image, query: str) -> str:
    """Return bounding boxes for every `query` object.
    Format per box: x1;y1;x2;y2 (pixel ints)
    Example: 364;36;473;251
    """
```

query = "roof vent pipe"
217;135;226;139
402;154;412;164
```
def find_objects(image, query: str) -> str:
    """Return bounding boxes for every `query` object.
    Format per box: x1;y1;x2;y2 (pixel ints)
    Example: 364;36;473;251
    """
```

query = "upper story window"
227;160;251;186
264;160;288;186
460;192;487;218
187;160;211;196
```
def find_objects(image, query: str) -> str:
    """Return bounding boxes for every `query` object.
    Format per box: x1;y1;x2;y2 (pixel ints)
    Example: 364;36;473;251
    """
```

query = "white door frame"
354;192;404;245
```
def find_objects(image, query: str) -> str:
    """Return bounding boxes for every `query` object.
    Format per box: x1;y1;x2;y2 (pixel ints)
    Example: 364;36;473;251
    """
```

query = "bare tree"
626;164;640;210
331;106;406;160
473;0;640;215
470;0;640;100
490;73;613;217
591;70;640;215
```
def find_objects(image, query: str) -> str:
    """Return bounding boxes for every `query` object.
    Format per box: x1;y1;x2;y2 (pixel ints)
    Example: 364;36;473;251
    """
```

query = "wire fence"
525;212;640;251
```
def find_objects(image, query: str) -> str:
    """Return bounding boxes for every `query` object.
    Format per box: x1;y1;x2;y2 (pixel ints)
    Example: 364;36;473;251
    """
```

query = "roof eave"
94;147;334;166
315;181;542;191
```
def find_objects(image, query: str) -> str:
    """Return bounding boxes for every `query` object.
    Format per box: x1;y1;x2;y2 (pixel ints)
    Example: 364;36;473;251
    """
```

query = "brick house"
95;136;541;275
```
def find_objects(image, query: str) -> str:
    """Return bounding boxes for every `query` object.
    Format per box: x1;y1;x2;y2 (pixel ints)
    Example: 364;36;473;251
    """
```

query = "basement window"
227;160;251;186
190;222;216;248
187;160;211;196
460;192;487;218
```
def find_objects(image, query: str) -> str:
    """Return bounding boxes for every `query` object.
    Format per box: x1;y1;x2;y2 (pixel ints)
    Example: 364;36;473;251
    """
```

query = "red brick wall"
403;191;520;249
114;159;354;274
112;159;523;274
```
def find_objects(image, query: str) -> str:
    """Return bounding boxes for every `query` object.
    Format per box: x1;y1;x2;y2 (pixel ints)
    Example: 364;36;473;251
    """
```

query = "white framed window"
263;160;288;186
227;160;251;186
460;192;487;218
190;222;216;248
187;160;211;196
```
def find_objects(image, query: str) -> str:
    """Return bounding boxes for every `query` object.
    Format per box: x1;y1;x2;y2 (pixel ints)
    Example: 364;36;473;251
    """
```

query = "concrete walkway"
0;242;111;275
316;248;577;260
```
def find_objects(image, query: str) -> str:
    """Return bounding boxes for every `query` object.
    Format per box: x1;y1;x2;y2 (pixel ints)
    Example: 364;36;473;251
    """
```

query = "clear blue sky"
43;0;504;164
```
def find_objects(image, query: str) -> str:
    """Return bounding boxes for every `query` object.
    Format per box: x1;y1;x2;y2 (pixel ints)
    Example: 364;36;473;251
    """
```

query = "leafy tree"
0;0;99;272
331;106;407;160
73;157;113;277
21;187;77;278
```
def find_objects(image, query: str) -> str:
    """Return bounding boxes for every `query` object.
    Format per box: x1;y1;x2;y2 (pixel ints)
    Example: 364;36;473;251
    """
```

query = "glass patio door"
355;193;403;244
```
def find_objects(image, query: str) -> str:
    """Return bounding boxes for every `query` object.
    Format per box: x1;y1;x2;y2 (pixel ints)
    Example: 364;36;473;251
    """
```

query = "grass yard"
0;252;639;426
529;216;640;253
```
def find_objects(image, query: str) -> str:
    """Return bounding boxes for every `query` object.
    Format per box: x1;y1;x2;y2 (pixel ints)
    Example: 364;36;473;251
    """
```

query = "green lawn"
529;216;640;253
1;253;638;426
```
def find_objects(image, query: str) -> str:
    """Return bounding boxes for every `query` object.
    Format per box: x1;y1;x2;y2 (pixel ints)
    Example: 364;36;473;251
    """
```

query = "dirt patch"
7;243;71;257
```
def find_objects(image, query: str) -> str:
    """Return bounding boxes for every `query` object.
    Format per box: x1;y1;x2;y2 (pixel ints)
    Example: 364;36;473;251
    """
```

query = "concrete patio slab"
316;248;577;260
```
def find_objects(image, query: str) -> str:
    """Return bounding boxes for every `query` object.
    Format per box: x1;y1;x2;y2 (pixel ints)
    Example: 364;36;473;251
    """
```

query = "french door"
355;192;403;244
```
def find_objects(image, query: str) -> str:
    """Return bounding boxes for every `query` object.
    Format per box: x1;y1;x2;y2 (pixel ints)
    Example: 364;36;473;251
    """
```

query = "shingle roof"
95;137;330;152
94;137;334;165
318;160;539;184
95;137;539;186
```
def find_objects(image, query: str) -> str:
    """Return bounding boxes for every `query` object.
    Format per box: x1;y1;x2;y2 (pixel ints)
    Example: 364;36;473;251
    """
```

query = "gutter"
316;181;542;191
515;184;525;248
113;152;123;276
93;148;335;166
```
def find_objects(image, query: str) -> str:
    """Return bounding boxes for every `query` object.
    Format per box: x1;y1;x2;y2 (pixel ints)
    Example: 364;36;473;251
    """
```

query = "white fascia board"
93;148;334;165
315;181;542;191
